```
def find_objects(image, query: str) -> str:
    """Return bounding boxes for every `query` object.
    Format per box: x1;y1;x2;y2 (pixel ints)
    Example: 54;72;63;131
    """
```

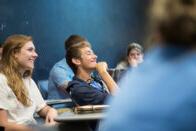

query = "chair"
37;79;74;109
37;80;49;99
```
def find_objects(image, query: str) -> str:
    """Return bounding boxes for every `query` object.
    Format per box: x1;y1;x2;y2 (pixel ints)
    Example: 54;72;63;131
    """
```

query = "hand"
45;108;58;125
128;58;138;67
138;54;144;64
96;62;118;95
96;62;108;74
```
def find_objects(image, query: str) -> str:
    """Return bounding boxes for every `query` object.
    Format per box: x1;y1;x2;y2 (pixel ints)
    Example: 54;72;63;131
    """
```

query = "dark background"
0;0;148;82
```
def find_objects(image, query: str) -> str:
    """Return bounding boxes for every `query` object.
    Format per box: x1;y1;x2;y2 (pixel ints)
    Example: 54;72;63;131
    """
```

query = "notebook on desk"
74;105;110;114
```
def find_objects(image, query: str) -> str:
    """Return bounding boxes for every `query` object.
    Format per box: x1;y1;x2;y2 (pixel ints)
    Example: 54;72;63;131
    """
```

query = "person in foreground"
100;0;196;131
0;34;57;131
66;41;118;106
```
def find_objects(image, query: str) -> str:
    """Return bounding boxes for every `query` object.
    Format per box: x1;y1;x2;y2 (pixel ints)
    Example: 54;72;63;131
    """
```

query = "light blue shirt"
47;58;74;99
100;46;196;131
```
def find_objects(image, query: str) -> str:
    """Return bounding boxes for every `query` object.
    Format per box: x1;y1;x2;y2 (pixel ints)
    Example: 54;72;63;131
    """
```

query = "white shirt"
0;73;46;125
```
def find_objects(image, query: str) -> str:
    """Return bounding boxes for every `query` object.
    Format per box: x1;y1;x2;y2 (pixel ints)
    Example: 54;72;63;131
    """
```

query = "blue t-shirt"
100;46;196;131
47;58;74;99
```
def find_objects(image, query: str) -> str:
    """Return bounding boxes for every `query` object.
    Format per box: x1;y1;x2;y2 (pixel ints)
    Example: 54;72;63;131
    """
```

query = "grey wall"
0;0;147;82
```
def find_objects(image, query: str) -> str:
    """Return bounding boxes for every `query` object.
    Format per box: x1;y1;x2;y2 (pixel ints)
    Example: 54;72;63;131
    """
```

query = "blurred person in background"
113;42;144;82
116;42;144;70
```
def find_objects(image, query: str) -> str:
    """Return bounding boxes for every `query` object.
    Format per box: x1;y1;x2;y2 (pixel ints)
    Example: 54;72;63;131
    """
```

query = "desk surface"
54;112;106;122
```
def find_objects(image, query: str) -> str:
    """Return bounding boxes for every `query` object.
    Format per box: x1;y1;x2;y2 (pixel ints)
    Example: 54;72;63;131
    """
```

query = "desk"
54;112;106;122
55;111;106;131
55;106;107;131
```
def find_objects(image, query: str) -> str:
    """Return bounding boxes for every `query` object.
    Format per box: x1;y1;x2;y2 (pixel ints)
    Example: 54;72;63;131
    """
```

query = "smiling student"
0;34;57;131
66;41;117;106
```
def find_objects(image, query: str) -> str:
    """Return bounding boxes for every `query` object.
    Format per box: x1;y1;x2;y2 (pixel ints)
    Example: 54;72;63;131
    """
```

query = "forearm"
38;105;57;124
99;71;118;95
1;122;31;131
96;62;118;95
38;105;51;117
0;109;32;131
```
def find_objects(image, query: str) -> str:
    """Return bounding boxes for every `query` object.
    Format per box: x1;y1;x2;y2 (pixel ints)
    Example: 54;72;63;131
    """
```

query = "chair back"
37;80;49;99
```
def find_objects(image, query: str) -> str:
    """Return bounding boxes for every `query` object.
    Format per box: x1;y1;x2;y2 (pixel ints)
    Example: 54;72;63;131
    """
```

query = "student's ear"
72;58;81;66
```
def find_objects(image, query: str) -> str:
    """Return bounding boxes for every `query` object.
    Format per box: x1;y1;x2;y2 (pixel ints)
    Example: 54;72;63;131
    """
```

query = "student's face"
79;46;97;70
15;41;38;71
128;49;143;62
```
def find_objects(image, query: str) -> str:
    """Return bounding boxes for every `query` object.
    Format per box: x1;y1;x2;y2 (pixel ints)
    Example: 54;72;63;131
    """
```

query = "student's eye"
28;48;34;52
87;51;93;55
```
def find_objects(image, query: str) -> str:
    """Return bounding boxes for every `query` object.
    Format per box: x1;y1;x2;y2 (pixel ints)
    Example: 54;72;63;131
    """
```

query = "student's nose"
33;51;38;58
94;54;97;59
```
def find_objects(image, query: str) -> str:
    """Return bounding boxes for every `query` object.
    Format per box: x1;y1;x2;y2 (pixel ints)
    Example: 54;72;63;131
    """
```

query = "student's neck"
18;68;26;77
76;69;92;82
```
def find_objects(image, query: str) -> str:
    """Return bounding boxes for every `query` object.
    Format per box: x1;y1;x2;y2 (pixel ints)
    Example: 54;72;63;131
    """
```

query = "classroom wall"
0;0;147;81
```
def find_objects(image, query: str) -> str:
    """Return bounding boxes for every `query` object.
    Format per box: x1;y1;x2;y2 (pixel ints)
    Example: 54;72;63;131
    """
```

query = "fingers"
45;115;50;124
97;62;108;69
45;108;58;125
128;58;138;67
45;116;56;125
96;62;108;73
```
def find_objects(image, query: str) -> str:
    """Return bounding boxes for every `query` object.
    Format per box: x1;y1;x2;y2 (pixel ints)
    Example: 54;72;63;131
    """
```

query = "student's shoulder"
0;73;7;82
54;58;67;67
51;59;70;71
68;77;87;87
116;61;128;69
67;77;90;92
0;73;10;92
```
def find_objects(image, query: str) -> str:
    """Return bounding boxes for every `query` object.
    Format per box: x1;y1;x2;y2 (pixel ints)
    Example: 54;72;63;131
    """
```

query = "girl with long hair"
0;34;57;131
